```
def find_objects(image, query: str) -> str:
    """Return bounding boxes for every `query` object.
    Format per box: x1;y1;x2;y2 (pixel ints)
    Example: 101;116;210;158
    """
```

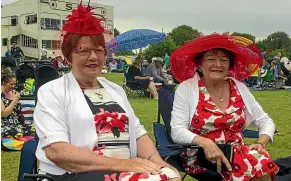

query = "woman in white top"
34;2;180;181
170;34;279;181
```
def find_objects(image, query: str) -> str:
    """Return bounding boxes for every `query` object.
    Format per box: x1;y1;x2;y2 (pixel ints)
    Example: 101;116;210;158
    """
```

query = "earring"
197;67;202;73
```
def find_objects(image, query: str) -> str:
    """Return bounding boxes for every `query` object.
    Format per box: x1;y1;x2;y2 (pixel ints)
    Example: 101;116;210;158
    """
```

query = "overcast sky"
2;0;291;40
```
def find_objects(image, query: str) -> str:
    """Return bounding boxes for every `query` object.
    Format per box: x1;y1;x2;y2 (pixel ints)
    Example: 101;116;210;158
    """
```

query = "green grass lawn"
2;73;291;181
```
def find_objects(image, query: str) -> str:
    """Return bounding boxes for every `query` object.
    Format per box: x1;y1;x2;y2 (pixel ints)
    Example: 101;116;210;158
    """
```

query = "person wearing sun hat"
33;1;180;181
144;57;171;83
170;33;278;181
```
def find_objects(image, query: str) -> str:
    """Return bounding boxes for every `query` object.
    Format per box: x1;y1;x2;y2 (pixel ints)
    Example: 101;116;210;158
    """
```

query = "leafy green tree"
142;37;177;61
256;39;268;51
117;50;135;56
265;31;291;52
168;25;200;46
269;48;291;59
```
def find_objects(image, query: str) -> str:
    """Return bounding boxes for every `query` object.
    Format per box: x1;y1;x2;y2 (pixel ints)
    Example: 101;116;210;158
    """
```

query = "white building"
1;0;114;59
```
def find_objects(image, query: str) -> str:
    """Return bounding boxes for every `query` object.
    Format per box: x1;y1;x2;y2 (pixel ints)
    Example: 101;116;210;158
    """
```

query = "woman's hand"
198;137;232;173
145;76;151;80
159;162;180;179
11;91;20;101
248;143;265;152
119;157;161;175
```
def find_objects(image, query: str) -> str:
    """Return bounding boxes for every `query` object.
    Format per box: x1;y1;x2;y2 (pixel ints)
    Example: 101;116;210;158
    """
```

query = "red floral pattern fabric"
181;78;279;181
83;89;179;180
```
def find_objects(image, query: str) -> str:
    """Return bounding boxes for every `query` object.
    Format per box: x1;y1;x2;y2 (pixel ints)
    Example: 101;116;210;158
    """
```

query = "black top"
127;65;143;81
82;88;130;151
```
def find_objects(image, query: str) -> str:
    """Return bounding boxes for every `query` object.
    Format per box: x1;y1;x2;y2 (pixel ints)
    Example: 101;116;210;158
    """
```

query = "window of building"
42;40;61;49
42;40;52;49
25;14;37;24
11;16;18;26
21;35;38;48
10;36;19;45
62;20;66;25
2;38;8;46
40;18;61;30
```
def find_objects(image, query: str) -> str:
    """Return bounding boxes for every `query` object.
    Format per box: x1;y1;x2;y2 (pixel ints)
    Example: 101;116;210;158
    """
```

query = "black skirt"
136;80;150;89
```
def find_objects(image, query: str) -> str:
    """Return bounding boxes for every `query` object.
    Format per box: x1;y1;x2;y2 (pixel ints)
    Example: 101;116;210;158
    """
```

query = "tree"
256;39;268;51
269;48;291;59
117;50;135;56
114;28;120;37
168;25;200;46
142;37;177;61
231;32;256;42
264;31;291;52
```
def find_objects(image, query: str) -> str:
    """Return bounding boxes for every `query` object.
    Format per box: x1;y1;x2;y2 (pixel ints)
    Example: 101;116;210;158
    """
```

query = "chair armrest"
23;173;55;181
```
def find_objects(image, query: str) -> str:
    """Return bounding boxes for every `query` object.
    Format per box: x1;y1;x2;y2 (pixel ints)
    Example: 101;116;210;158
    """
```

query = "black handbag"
197;144;234;172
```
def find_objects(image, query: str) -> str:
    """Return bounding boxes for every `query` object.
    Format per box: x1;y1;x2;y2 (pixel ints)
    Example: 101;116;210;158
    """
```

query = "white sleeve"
120;86;147;138
171;83;198;144
34;84;69;149
246;90;275;142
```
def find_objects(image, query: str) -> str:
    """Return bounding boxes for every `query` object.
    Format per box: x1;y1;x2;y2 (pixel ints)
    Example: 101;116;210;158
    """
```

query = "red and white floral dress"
181;79;279;181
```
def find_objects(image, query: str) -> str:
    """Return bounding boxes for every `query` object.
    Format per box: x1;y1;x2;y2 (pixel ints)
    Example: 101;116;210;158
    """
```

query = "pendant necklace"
95;88;103;100
207;85;224;102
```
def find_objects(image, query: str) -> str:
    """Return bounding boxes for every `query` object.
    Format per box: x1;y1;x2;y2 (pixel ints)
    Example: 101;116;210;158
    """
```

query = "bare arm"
257;134;271;146
134;76;149;80
137;134;162;161
1;99;18;118
44;142;123;173
137;134;181;177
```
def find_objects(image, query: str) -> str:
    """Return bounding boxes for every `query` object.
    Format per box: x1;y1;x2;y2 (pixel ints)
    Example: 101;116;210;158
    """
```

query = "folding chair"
153;87;266;180
154;88;222;181
18;64;58;181
122;72;147;98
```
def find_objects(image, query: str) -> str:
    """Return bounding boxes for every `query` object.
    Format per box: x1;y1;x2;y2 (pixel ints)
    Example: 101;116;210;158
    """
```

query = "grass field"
1;73;291;181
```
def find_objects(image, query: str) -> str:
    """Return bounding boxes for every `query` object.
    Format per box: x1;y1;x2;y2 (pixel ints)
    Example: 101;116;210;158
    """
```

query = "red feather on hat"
62;0;105;36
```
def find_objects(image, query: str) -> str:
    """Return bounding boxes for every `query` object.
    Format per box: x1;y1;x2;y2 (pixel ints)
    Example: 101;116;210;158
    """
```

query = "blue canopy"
107;29;166;53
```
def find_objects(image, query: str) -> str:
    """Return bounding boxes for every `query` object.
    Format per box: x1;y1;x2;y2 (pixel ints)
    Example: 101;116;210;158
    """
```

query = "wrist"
193;136;209;146
147;152;160;161
254;141;266;148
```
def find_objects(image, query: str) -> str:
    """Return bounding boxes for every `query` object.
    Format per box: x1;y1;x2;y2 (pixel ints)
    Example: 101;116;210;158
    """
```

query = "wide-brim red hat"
170;33;263;82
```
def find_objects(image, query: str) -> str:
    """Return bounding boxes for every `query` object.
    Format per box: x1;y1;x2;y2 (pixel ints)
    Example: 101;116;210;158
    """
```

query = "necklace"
95;88;103;100
207;85;224;102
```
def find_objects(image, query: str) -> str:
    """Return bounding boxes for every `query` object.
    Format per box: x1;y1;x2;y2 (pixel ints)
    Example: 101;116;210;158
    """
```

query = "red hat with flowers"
170;33;263;82
62;0;105;39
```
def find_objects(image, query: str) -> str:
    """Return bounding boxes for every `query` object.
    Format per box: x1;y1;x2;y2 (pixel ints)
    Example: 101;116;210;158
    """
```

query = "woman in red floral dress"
170;34;279;181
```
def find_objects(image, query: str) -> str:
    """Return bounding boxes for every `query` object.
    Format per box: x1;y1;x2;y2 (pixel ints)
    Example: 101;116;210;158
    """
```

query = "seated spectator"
1;69;34;139
141;60;149;73
127;59;158;99
121;59;128;71
33;3;180;180
109;59;124;73
144;57;172;84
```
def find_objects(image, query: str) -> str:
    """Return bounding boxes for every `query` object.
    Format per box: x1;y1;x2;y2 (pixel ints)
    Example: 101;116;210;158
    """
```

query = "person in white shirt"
34;2;180;181
41;45;47;60
170;34;278;181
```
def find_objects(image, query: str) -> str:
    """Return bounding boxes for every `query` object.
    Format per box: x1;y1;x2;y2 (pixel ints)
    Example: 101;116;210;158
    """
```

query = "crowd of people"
246;51;291;89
